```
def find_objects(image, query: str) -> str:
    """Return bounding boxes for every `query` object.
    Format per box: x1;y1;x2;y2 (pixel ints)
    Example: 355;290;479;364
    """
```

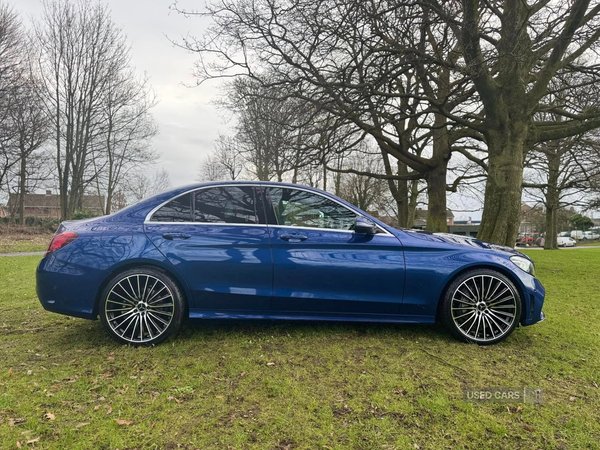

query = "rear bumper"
36;256;100;320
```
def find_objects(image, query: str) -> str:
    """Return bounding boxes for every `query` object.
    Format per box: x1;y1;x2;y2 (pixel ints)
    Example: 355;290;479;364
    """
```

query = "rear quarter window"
150;193;192;222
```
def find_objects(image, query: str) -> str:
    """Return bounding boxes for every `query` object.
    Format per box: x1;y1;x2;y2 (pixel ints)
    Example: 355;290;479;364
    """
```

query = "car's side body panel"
36;221;194;320
268;226;405;314
145;223;273;310
393;230;546;325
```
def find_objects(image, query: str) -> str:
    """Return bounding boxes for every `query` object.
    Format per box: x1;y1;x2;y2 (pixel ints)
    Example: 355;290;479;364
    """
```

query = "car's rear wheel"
440;269;522;345
99;267;185;345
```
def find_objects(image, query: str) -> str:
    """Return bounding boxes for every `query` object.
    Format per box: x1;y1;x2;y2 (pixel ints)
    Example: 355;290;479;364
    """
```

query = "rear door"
144;185;273;310
263;186;405;315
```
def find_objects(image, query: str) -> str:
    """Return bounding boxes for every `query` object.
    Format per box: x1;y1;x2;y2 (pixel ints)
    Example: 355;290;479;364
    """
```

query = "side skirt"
188;309;435;324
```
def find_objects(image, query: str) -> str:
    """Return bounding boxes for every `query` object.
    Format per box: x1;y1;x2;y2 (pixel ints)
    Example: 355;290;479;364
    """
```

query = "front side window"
194;186;258;224
266;187;356;230
150;192;192;222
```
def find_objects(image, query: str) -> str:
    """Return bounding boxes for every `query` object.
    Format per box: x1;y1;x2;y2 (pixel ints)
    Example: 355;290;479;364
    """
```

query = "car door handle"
280;234;308;242
162;233;191;240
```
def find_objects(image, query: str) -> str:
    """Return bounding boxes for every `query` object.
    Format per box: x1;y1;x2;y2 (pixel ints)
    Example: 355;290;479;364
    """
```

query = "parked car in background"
558;231;570;237
571;230;585;240
516;233;543;247
583;231;599;240
557;236;577;247
36;181;546;346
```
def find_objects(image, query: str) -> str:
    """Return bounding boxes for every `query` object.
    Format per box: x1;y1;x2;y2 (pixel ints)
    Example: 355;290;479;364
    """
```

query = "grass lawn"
577;240;600;247
1;250;599;449
0;234;51;254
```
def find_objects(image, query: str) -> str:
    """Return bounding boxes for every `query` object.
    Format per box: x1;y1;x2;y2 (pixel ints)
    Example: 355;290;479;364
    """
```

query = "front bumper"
520;276;546;326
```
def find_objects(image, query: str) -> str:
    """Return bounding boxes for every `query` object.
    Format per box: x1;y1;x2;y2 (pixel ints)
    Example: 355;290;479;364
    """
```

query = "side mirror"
354;217;377;235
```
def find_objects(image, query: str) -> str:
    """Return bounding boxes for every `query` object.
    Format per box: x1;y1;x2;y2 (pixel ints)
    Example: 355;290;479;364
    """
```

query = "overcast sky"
16;0;224;187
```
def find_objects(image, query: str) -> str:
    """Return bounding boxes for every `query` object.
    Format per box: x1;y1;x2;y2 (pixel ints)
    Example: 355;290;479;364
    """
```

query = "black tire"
99;266;186;346
440;268;522;345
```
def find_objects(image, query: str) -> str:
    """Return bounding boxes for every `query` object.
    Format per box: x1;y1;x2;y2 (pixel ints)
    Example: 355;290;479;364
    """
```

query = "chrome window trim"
143;183;393;236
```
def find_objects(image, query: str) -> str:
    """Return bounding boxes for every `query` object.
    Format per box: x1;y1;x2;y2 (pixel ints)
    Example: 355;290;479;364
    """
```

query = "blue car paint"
268;227;405;315
145;223;273;310
36;181;545;328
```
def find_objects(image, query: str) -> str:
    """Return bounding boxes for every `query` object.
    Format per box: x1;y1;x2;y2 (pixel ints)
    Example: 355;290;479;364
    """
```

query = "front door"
144;185;273;310
263;187;405;315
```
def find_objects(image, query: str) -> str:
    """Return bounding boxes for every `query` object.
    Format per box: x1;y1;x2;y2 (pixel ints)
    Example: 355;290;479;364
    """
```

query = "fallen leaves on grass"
75;422;89;428
26;437;40;445
43;412;55;421
523;425;536;432
8;418;25;427
8;367;13;377
114;419;133;426
266;362;276;366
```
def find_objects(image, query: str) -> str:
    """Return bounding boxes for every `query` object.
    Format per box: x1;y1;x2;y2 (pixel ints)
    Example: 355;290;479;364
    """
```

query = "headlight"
510;256;535;276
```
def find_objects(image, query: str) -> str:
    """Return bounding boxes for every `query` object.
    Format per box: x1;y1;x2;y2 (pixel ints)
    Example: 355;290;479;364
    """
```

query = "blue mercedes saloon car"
36;181;545;346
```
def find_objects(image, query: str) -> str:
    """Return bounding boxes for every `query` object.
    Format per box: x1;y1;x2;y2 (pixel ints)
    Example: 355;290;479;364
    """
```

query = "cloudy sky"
16;0;224;187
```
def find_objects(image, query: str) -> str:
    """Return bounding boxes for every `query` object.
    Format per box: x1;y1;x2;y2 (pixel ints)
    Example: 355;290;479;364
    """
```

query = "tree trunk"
407;179;419;228
478;129;526;246
425;162;448;232
396;160;409;228
18;153;26;224
544;151;560;250
423;70;452;233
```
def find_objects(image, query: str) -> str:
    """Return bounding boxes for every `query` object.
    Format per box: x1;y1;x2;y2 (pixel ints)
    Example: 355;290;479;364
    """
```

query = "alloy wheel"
104;274;175;344
450;275;518;343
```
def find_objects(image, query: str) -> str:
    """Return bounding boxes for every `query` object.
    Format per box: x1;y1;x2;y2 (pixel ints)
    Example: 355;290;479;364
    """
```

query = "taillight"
45;232;79;256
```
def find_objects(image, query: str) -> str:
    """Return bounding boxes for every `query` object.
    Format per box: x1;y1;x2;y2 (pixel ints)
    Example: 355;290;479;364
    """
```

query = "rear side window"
266;187;356;230
194;186;258;224
150;193;192;222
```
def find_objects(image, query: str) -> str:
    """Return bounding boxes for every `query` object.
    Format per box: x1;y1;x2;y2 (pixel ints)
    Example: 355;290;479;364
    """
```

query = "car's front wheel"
440;269;522;345
99;267;185;345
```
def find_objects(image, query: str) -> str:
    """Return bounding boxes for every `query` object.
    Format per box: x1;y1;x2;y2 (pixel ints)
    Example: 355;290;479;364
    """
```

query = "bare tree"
125;168;171;204
173;1;480;231
218;78;317;182
337;150;387;212
92;71;158;214
33;0;134;219
524;132;600;249
414;0;600;245
0;2;23;190
8;77;51;223
198;134;245;181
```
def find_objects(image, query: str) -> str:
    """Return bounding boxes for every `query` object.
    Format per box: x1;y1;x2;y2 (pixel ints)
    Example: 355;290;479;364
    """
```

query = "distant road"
517;246;600;250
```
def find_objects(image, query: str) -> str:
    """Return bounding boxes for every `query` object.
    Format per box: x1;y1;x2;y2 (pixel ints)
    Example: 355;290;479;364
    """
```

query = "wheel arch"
435;263;527;324
92;259;192;318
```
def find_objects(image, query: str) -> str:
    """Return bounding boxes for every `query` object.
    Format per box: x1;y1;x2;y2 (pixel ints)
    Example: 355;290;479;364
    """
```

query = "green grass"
577;240;600;247
1;250;599;449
